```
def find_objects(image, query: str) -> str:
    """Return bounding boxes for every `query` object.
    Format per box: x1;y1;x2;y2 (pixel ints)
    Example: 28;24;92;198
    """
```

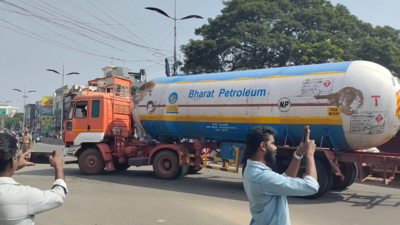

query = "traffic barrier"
40;137;63;146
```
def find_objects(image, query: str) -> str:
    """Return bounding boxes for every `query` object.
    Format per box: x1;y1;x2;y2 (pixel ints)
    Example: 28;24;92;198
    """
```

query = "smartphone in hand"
29;152;53;164
302;126;309;143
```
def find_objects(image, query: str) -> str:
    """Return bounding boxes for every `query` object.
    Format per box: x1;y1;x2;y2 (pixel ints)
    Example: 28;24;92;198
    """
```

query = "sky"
0;0;398;111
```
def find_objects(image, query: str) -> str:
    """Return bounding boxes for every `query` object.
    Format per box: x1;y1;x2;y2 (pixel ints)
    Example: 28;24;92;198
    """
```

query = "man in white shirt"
0;133;68;225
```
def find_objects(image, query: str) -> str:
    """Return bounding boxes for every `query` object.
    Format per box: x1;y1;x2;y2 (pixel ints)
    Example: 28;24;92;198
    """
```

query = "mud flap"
180;163;189;177
106;161;116;171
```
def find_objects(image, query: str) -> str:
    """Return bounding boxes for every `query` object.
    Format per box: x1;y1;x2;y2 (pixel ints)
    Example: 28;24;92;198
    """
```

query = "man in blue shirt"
242;126;319;225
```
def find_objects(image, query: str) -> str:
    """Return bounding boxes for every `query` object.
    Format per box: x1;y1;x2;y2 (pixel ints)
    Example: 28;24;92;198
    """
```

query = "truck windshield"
67;102;75;120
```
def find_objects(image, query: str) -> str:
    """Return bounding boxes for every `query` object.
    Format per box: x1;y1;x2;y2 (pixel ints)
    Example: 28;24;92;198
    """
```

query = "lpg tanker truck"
63;60;400;199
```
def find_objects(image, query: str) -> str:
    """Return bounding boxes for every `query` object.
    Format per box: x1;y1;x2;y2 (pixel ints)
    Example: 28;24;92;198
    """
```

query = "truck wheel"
188;166;202;174
298;158;333;199
78;148;105;175
153;150;181;180
114;163;131;171
331;162;358;190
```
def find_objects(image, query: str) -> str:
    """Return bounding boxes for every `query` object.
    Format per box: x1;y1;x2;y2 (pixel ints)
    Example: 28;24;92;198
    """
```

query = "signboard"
327;107;341;117
41;115;53;133
0;109;6;115
41;107;53;115
42;96;54;108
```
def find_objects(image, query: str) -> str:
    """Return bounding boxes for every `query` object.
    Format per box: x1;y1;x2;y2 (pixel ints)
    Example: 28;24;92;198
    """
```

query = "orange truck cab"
62;74;204;180
63;76;133;171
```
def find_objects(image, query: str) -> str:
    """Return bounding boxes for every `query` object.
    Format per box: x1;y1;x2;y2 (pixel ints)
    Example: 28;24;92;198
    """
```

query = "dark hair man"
242;126;319;225
0;133;68;224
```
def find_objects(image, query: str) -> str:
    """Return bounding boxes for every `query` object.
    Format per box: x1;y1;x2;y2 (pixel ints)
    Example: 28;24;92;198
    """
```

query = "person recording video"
0;133;68;224
242;126;319;225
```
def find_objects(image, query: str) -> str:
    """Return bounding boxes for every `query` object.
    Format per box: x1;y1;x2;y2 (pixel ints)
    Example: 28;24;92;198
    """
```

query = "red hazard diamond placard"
323;80;331;88
375;114;383;123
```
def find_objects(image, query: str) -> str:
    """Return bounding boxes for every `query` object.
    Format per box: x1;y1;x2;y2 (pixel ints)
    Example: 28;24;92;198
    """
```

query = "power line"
4;0;172;55
0;8;168;25
94;0;175;50
87;0;157;50
1;0;171;63
2;3;111;64
60;0;171;54
0;51;59;84
0;0;176;75
0;22;142;65
178;20;192;39
62;0;151;49
147;67;166;77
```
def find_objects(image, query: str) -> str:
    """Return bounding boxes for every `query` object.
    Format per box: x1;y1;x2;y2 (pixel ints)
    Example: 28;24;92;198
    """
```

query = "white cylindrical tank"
131;61;400;151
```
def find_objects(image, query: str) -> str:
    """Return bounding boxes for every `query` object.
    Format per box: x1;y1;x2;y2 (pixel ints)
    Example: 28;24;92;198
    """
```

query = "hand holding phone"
49;151;64;169
16;150;35;170
29;152;53;164
302;126;309;143
302;126;316;156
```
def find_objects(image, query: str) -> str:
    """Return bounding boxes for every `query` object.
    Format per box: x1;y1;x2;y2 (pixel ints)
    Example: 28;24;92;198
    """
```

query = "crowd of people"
0;126;319;225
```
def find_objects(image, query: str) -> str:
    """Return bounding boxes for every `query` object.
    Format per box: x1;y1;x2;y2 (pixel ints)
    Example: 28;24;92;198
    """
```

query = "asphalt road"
12;143;400;225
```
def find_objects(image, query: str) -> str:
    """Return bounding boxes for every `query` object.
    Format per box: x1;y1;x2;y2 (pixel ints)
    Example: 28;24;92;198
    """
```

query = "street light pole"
145;2;203;76
13;87;36;130
174;0;177;76
47;65;79;136
23;86;26;130
62;63;64;136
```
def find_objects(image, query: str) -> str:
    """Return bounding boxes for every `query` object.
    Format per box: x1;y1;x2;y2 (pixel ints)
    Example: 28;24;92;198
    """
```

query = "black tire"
299;158;333;199
78;148;105;175
153;150;181;180
188;166;202;174
114;163;131;171
331;162;358;190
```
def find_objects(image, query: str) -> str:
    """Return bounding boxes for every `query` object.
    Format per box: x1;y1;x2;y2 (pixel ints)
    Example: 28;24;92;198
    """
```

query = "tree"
181;0;400;76
13;112;23;121
2;113;24;131
4;117;21;131
131;86;139;96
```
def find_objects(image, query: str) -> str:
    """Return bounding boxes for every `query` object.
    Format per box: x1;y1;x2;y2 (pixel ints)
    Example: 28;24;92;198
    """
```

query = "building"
24;104;36;129
0;104;19;117
53;86;72;132
102;66;132;79
33;100;42;133
102;66;145;88
41;96;54;135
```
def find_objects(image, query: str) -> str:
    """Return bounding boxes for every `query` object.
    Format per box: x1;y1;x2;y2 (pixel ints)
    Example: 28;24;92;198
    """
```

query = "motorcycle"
16;136;22;149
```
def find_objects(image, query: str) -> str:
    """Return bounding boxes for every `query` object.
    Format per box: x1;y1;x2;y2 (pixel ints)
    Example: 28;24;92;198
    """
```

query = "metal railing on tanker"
180;147;243;173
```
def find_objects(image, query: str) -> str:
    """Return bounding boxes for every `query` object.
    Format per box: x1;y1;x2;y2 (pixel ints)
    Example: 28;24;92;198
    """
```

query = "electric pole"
145;2;203;76
47;64;79;135
13;87;36;130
